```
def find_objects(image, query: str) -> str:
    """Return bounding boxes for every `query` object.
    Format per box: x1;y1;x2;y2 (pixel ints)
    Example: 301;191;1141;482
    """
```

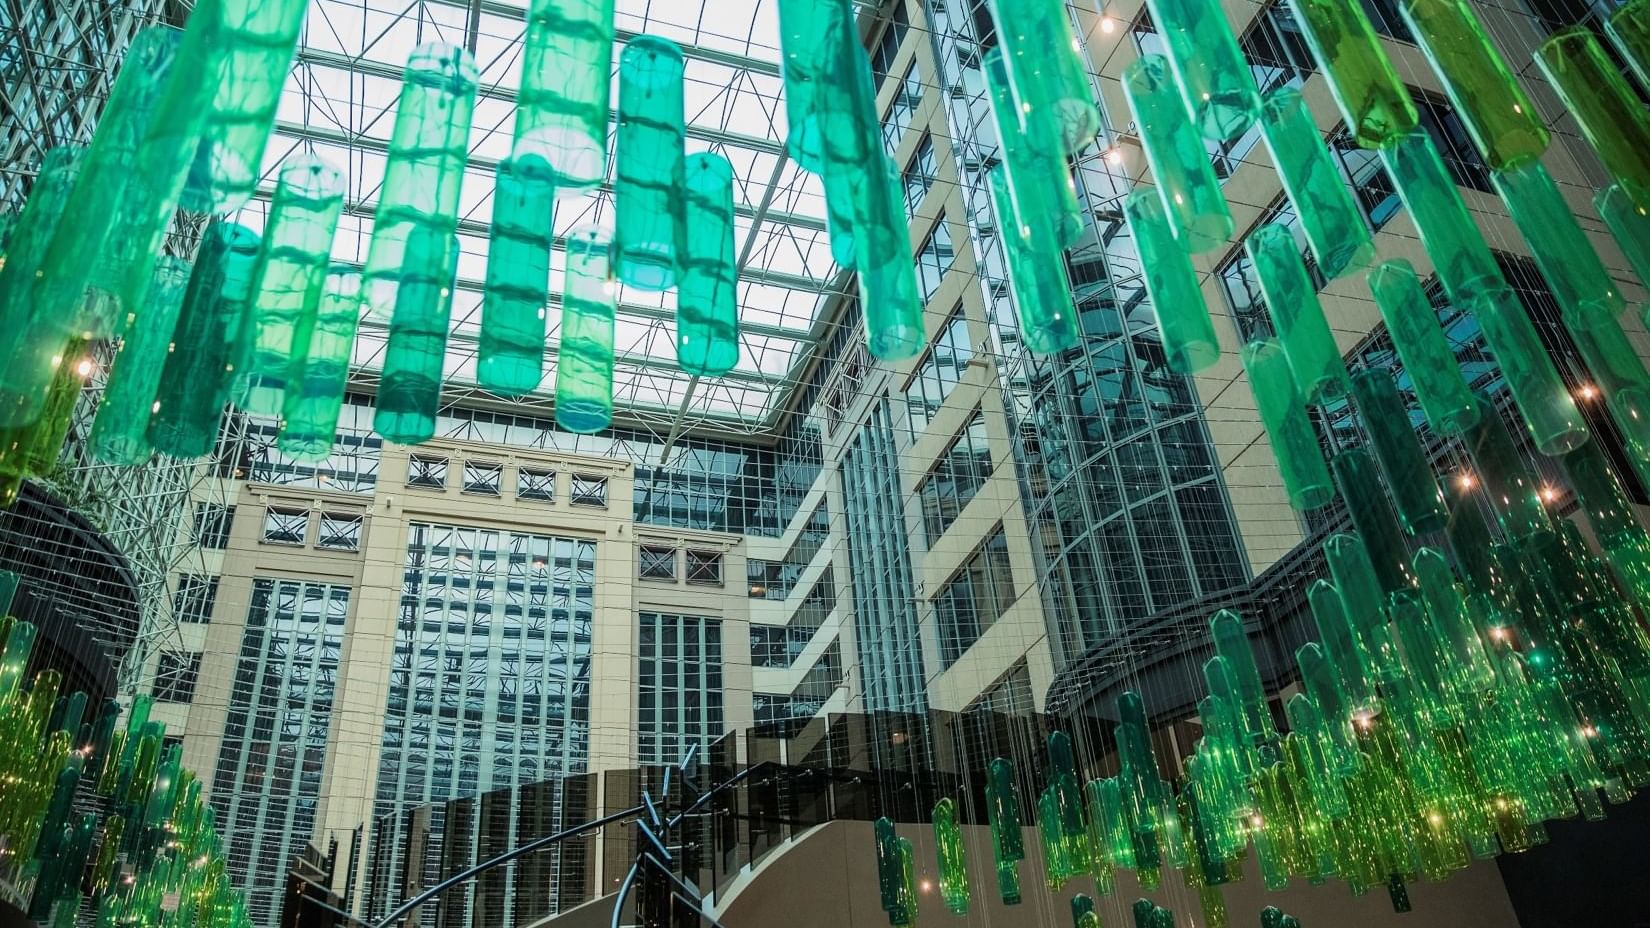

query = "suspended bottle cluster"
0;592;248;928
871;379;1650;925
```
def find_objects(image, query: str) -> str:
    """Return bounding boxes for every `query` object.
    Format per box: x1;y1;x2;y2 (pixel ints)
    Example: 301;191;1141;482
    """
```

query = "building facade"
105;0;1650;926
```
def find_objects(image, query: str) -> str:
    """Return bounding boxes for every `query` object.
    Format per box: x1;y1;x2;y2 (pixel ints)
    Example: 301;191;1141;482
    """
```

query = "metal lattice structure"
244;0;867;442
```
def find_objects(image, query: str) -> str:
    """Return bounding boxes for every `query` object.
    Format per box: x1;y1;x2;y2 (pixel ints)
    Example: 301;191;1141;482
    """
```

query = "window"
570;474;607;507
882;62;923;153
686;550;723;586
194;504;234;549
902;134;938;213
904;310;975;435
753;642;843;732
1241;1;1316;95
173;574;219;624
407;455;448;489
932;531;1016;668
751;625;812;669
517;467;555;502
462;461;503;495
1359;0;1413;41
916;220;955;299
918;412;995;544
639;545;676;581
869;0;909;84
746;501;830;599
1216;200;1328;342
1331;129;1401;230
317;513;363;551
637;612;724;766
155;651;201;703
261;507;308;546
1413;92;1491;192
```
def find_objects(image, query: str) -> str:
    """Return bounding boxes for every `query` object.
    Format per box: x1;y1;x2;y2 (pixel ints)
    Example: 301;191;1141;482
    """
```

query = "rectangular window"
869;0;909;84
902;134;937;213
686;550;724;586
918;412;994;545
637;611;724;766
1240;1;1316;95
570;474;608;507
173;574;219;624
904;309;974;435
516;467;555;502
639;545;677;581
317;513;363;551
407;455;448;489
462;461;503;495
194;504;234;550
916;220;955;300
881;62;923;154
933;530;1015;669
1359;0;1413;41
1413;92;1492;192
155;651;202;703
261;507;308;546
745;501;830;599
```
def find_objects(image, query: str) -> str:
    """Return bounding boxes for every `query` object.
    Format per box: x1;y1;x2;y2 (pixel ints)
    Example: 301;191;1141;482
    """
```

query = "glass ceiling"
233;0;858;435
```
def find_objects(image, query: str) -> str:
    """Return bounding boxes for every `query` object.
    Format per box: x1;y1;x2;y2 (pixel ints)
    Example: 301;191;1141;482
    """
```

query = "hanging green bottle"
986;756;1025;904
981;47;1085;253
555;227;616;435
1141;0;1262;142
480;160;555;396
108;0;226;337
1287;0;1417;147
1380;130;1587;455
182;0;311;211
1072;894;1102;928
677;153;740;376
279;266;361;461
1305;583;1377;717
1258;88;1374;279
89;256;193;464
1608;0;1650;86
1491;159;1624;326
1212;610;1279;751
932;797;969;915
148;222;262;460
26;27;179;341
615;36;686;292
0;146;82;429
1367;259;1478;435
1122;54;1233;253
1242;338;1334;510
1594;184;1650;296
1351;368;1448;534
511;0;616;191
1125;188;1219;373
1398;0;1547;170
1247;224;1346;404
1324;533;1399;676
1536;27;1650;210
375;228;458;445
1561;316;1650;488
775;0;834;173
1459;392;1550;540
360;44;479;321
874;817;903;920
238;155;346;415
991;166;1080;355
985;0;1102;152
1412;547;1495;693
1332;448;1416;593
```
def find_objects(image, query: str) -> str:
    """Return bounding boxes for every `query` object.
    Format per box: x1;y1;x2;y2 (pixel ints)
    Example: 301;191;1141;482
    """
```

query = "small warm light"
1428;813;1443;826
1582;724;1598;738
75;358;94;377
1541;485;1560;502
1103;148;1124;166
601;279;618;295
1100;15;1117;33
1457;472;1476;490
1201;92;1211;101
1173;193;1184;205
1249;814;1264;829
920;880;934;893
1490;627;1507;641
1577;383;1598;400
890;731;908;745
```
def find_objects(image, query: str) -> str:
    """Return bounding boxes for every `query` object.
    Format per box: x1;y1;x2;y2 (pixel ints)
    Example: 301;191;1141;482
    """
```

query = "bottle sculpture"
614;36;686;291
480;160;556;395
